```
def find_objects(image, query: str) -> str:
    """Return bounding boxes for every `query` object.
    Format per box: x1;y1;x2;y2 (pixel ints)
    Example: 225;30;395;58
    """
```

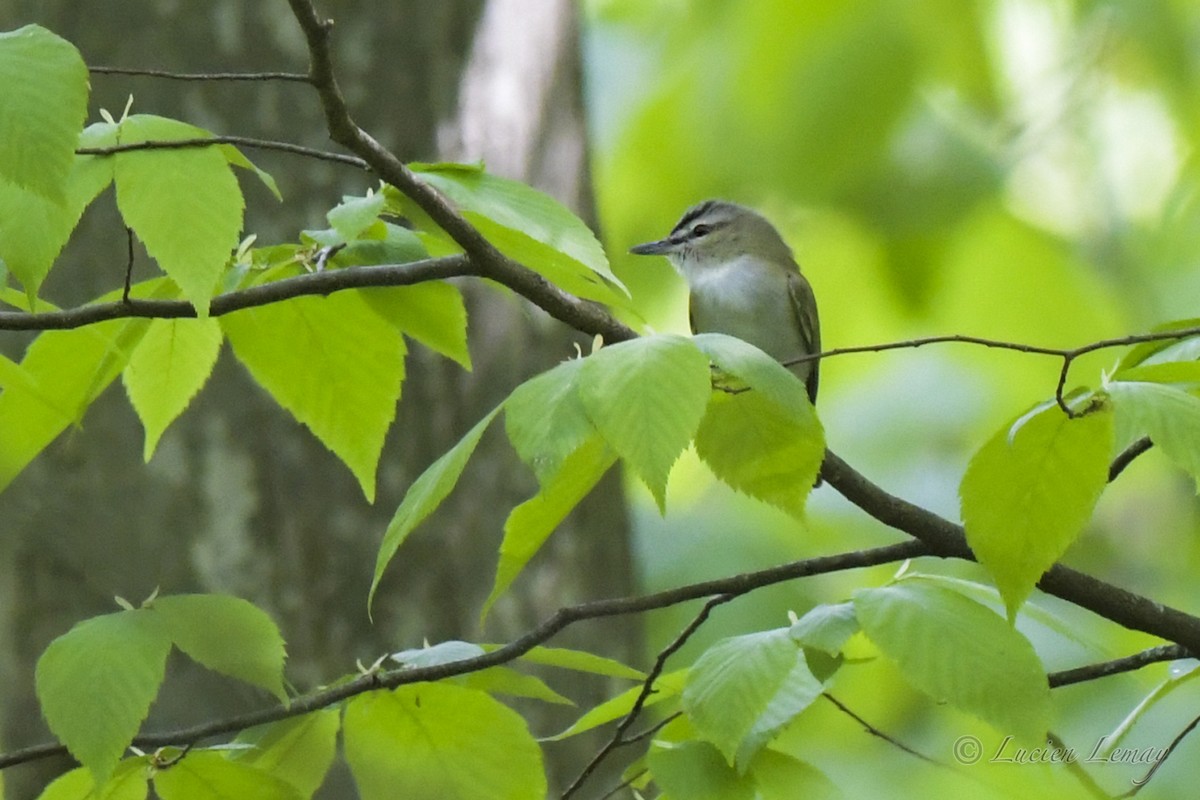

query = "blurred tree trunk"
0;1;635;797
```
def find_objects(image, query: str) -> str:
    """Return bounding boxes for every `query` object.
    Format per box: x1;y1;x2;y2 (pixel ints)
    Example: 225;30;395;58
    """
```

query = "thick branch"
821;450;1200;654
0;257;474;331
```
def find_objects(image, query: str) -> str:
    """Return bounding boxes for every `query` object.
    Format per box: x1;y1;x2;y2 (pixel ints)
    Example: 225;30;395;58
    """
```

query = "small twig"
1048;645;1186;688
77;136;367;168
597;769;647;800
622;712;682;746
822;693;945;766
122;227;135;303
313;243;347;272
563;594;736;799
1120;712;1200;796
89;66;311;82
1109;437;1154;483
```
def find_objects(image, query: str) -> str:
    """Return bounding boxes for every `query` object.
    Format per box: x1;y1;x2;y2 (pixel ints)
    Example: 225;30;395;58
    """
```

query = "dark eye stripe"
671;200;719;236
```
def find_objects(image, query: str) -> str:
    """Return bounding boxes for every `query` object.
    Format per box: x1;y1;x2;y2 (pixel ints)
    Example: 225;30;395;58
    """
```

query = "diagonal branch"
820;450;1200;654
283;0;634;344
563;594;735;799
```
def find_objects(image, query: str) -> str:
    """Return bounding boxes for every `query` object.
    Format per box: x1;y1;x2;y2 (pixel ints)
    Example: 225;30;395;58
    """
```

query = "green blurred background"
2;0;1200;797
583;0;1200;796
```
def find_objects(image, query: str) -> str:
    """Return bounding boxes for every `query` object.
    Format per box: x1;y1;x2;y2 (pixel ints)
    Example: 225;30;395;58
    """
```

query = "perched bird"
629;200;820;405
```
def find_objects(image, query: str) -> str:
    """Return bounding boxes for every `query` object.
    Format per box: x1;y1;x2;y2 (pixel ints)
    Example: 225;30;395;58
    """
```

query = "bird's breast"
686;257;805;363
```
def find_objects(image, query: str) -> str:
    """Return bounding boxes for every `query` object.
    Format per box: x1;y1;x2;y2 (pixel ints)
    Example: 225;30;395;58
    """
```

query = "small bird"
629;200;820;405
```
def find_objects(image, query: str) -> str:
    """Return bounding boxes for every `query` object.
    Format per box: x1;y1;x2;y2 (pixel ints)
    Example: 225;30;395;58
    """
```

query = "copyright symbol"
953;735;982;765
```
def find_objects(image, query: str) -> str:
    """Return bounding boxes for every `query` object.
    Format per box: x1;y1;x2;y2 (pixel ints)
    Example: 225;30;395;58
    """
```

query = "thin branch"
0;256;475;331
785;333;1069;364
1109;437;1154;482
89;66;311;82
822;693;946;766
563;594;735;799
598;769;647;800
622;712;682;746
786;327;1200;417
1049;646;1190;688
0;541;926;771
77;136;367;168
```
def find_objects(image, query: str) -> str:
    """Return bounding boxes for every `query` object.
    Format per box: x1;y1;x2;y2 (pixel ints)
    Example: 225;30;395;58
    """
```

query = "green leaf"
327;193;385;242
853;579;1051;742
648;739;755;800
549;669;687;740
0;122;116;303
328;221;429;268
1116;318;1200;371
688;334;825;513
690;333;815;412
35;610;172;784
1109;380;1200;489
504;357;595;485
481;644;646;681
360;281;471;369
751;749;843;800
483;435;616;617
0;352;32;391
694;390;823;516
404;165;629;305
154;752;302;800
36;758;150;800
369;406;502;609
789;602;859;655
150;594;287;702
459;666;574;706
123;318;223;460
578;335;711;510
232;711;340;799
343;684;545;800
0;319;147;492
222;290;406;502
1112;361;1200;385
219;144;282;201
682;628;824;770
114;115;244;314
0;25;89;201
959;400;1113;616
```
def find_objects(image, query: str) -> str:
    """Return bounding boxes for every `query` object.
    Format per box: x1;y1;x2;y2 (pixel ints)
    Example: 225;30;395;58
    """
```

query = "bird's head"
629;200;794;273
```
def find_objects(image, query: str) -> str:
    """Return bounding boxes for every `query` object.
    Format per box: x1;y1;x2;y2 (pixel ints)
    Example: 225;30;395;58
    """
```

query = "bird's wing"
787;270;820;405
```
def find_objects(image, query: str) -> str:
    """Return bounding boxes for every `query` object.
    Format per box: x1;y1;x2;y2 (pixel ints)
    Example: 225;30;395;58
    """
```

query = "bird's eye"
692;223;712;237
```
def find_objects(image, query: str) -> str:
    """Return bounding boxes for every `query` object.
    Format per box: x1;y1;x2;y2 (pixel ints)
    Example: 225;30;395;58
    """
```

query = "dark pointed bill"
629;239;675;256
